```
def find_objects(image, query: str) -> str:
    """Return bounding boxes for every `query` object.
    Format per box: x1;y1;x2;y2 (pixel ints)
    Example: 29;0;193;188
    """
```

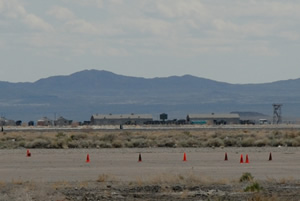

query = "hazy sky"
1;0;300;84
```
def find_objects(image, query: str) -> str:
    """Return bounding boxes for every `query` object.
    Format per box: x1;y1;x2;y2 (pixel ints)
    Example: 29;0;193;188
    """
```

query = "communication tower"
272;104;282;124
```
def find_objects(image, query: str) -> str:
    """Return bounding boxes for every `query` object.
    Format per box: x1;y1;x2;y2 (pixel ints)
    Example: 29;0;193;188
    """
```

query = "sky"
0;0;300;84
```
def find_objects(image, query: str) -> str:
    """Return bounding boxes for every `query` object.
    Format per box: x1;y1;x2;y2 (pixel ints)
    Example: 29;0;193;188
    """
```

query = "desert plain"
0;126;300;200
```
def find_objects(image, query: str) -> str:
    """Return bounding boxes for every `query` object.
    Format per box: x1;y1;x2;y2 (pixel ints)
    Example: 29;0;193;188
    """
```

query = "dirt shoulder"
1;179;300;201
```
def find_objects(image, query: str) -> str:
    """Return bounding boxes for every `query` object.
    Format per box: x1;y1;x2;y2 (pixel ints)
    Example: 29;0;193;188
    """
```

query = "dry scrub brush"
1;129;300;149
130;172;230;187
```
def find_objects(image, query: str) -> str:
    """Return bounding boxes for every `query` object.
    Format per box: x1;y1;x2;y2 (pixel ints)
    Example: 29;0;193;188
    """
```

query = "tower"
272;104;282;124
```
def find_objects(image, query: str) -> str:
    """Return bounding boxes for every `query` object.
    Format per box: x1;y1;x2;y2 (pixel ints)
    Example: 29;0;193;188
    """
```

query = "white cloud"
65;19;99;34
47;6;75;21
212;19;273;38
62;0;103;8
279;31;300;41
94;0;103;8
1;0;300;83
23;14;53;32
47;6;99;34
120;17;173;36
248;45;280;57
0;0;25;18
206;1;300;19
110;0;123;5
156;0;207;18
46;5;124;36
0;39;5;47
92;47;129;57
268;2;300;17
24;33;59;48
0;0;53;31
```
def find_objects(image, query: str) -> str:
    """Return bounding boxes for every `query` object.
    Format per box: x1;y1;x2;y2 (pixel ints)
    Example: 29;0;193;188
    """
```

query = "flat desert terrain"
0;147;299;182
0;147;300;200
1;127;300;200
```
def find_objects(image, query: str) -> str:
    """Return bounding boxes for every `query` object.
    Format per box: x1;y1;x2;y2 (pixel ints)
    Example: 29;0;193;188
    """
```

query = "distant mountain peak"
70;69;118;77
1;69;300;121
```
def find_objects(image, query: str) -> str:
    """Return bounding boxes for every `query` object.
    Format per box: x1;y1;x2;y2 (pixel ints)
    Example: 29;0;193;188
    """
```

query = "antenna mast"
272;104;282;124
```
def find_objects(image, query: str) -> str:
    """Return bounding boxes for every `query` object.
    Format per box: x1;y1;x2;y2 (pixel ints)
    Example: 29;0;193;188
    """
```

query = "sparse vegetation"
26;138;51;148
244;181;262;192
55;132;66;138
0;128;300;149
0;170;299;200
0;177;297;201
97;174;110;183
239;173;263;193
132;172;219;186
240;172;254;182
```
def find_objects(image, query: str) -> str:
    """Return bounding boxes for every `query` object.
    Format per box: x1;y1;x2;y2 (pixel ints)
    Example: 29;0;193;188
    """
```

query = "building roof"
188;113;240;119
37;117;52;122
92;114;153;120
56;116;68;121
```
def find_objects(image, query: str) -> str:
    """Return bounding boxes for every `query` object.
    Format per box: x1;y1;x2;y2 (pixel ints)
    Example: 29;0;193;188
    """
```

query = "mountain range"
1;69;299;122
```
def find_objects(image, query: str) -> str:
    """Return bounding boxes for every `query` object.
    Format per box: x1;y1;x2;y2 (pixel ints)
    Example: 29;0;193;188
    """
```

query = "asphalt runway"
0;147;299;182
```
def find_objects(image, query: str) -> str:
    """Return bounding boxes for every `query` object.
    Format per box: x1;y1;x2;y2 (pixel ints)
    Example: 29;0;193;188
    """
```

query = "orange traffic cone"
225;152;228;161
240;154;243;163
183;152;187;161
26;149;31;157
86;154;90;163
138;153;142;162
245;154;249;163
269;152;272;161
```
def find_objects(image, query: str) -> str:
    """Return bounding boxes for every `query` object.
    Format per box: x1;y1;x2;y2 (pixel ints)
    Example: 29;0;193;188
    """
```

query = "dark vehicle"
176;119;186;125
240;120;255;125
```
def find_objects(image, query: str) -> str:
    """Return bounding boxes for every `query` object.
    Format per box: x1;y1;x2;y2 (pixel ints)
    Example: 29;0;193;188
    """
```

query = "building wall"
0;119;15;126
189;117;240;124
37;120;52;126
91;118;151;125
54;119;72;126
91;114;153;125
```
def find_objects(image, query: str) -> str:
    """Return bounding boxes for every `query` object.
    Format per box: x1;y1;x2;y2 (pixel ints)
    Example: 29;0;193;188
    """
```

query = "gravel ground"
0;147;299;182
0;147;299;200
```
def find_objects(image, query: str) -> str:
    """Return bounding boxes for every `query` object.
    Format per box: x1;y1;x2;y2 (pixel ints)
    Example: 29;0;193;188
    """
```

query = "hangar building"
91;113;153;125
187;113;240;125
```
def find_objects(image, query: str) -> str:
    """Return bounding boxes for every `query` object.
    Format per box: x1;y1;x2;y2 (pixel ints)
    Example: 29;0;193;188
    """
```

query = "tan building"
37;117;52;126
91;113;153;125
